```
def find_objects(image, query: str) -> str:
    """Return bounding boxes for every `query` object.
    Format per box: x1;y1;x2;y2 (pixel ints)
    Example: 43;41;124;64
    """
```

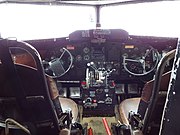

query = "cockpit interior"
0;1;180;135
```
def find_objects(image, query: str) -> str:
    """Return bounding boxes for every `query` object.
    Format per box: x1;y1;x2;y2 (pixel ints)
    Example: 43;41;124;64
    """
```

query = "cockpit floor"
82;117;117;135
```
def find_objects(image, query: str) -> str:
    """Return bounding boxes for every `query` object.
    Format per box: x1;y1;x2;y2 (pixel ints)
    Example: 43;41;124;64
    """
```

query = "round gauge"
84;55;90;61
83;47;90;54
76;55;82;61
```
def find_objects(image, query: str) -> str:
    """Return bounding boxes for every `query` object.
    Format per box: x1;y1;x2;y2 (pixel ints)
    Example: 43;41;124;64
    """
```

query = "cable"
5;118;31;135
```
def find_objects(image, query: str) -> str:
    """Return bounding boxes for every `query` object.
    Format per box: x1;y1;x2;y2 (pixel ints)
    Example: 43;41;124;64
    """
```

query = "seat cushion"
119;98;140;125
59;97;78;123
47;76;78;123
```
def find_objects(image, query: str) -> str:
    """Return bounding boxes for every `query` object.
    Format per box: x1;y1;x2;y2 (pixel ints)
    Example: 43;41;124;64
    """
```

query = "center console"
81;61;117;116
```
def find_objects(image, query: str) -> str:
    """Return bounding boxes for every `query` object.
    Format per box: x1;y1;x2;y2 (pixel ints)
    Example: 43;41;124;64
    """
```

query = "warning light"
93;100;97;103
67;45;75;50
125;45;134;49
81;81;86;86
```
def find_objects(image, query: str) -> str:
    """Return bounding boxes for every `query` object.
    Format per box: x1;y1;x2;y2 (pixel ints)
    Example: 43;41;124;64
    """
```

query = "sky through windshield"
0;1;180;40
101;1;180;37
0;4;95;40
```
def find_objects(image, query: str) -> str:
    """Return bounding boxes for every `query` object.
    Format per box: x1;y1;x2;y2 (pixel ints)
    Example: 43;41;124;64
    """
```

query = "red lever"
102;117;112;135
88;127;93;135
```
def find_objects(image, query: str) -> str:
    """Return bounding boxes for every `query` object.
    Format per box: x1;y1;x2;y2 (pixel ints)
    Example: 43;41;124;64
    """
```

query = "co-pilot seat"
119;71;171;125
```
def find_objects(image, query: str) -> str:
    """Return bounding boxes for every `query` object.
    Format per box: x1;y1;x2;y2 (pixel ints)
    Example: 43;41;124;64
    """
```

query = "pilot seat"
0;39;79;135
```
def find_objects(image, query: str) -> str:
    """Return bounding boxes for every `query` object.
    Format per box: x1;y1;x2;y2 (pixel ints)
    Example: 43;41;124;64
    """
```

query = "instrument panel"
43;42;175;115
44;41;166;81
27;29;177;116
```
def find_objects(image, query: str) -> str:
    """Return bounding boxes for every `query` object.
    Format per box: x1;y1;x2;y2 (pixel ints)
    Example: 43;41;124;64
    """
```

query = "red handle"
88;127;93;135
102;117;112;135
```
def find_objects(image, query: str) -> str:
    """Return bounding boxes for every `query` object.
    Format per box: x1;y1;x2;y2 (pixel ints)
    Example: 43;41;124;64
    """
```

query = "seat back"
142;49;176;135
138;71;171;118
159;41;180;135
0;39;60;134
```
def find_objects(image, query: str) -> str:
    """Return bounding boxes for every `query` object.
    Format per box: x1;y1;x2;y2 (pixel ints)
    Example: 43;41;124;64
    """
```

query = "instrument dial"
83;47;90;54
84;55;90;61
76;55;82;61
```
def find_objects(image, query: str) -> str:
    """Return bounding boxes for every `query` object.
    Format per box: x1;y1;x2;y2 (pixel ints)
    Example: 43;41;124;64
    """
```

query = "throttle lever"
87;62;97;70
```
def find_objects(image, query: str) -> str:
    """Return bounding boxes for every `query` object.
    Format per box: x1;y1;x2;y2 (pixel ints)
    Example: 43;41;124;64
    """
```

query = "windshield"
0;4;96;40
0;1;180;40
101;1;180;37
